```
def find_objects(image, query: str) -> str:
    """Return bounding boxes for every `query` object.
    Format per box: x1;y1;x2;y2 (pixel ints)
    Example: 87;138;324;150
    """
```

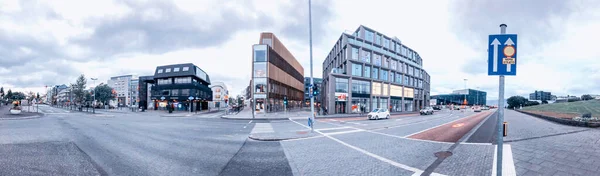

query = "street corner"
248;131;321;141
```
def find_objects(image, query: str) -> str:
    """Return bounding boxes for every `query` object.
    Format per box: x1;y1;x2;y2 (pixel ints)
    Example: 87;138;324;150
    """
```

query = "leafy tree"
36;92;40;99
11;92;26;101
72;74;87;104
84;90;93;103
6;89;13;101
542;100;548;104
525;101;540;106
95;84;116;105
581;94;593;101
0;87;4;98
507;96;528;109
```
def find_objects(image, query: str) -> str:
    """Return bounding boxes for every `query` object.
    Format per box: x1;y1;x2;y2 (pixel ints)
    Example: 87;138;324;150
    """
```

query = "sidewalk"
221;107;307;120
0;105;43;120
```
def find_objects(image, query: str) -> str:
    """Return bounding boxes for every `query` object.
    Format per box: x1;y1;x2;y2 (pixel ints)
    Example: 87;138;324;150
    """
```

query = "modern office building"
251;32;304;114
529;90;552;101
304;77;323;106
107;75;138;107
431;89;487;106
321;25;431;114
209;82;228;109
139;63;213;111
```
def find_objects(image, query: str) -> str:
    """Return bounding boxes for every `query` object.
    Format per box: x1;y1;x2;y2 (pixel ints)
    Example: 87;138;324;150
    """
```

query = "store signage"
335;93;348;101
254;94;266;99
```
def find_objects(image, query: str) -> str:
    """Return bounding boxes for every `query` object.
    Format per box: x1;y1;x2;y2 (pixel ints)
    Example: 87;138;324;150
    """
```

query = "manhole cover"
434;151;453;159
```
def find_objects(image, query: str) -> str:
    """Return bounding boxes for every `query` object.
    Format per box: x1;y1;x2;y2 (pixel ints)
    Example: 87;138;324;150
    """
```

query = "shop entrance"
335;101;346;114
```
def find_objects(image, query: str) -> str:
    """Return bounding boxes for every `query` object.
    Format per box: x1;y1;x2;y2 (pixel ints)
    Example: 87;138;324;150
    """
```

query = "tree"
36;93;40;99
0;87;4;98
525;101;540;106
72;74;87;104
6;89;13;101
11;92;26;101
95;84;116;105
581;94;594;101
542;100;548;104
507;96;528;109
84;90;93;103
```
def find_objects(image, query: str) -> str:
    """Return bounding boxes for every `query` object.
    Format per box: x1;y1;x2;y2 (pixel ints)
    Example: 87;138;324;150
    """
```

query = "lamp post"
91;78;97;114
476;86;480;106
463;78;468;106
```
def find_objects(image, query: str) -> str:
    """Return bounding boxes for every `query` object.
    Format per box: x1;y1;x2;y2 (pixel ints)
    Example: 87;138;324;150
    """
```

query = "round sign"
503;45;515;57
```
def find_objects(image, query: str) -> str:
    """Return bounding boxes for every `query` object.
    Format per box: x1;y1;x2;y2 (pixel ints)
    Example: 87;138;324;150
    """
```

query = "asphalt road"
3;106;596;176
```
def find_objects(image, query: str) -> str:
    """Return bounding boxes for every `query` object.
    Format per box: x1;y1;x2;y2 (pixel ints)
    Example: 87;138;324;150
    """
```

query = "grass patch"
522;99;600;115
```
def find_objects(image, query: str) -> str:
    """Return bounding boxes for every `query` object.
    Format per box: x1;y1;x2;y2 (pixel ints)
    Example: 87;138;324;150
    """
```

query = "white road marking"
403;113;475;138
396;119;403;121
316;127;351;131
491;144;516;176
460;142;493;145
282;135;325;142
251;123;274;134
321;129;365;136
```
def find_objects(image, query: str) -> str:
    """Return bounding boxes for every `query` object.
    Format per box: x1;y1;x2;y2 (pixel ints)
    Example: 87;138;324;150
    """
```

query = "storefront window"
335;78;348;93
380;98;388;111
352;63;362;77
404;100;414;112
372;82;381;95
382;84;389;96
351;80;370;94
404;87;414;98
390;85;402;97
391;99;402;112
254;78;267;93
254;62;267;77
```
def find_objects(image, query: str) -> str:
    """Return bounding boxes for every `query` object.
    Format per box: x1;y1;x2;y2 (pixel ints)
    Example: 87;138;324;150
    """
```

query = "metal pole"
309;0;315;131
496;23;507;176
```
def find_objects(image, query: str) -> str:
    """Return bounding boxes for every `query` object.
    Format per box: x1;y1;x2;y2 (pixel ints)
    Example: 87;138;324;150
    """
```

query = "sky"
1;0;599;102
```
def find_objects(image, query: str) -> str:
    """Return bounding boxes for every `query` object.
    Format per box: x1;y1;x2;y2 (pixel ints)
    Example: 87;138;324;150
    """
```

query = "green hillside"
522;99;600;115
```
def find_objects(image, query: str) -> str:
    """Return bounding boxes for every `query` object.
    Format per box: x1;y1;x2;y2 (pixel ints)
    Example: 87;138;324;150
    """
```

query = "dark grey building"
139;63;213;111
529;90;552;101
304;77;323;106
321;25;431;114
431;89;487;106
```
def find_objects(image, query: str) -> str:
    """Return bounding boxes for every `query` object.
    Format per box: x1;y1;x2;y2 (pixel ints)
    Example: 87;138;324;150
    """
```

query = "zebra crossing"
251;123;274;134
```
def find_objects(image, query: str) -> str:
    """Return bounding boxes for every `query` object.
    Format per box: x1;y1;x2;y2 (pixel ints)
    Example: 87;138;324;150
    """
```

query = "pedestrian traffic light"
283;96;288;105
312;84;318;96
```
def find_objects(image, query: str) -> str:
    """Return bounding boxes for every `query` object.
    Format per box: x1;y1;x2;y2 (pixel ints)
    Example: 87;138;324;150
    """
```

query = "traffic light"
312;84;318;96
283;96;288;105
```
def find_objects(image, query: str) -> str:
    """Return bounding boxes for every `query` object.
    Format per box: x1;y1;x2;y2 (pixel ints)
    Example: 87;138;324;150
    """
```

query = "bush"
582;113;592;118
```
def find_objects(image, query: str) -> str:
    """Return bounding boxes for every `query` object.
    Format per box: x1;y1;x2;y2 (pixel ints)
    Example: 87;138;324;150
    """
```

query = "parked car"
432;106;441;110
420;107;434;115
482;106;490;110
368;108;390;120
474;106;482;112
453;106;460;110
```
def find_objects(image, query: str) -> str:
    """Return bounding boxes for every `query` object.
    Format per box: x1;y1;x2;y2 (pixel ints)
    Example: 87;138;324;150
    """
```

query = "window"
404;88;414;98
161;90;170;96
171;89;179;96
174;67;180;72
382;84;388;96
374;54;381;66
335;78;349;93
182;67;189;71
396;73;403;84
364;66;371;78
157;78;171;85
361;50;371;63
390;60;397;70
352;47;359;60
253;45;267;62
409;66;414;76
375;35;381;45
396;44;401;53
352;63;362;77
181;89;190;96
372;82;381;95
254;62;267;77
351;80;370;94
389;72;394;82
372;68;379;79
157;69;163;73
381;70;388;81
383;38;389;49
174;77;191;84
165;68;171;73
383;57;389;68
390;85;402;97
254;78;267;93
365;30;374;42
404;76;409;85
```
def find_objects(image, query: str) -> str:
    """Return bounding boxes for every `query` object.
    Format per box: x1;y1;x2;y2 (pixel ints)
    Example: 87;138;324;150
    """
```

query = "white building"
209;82;228;109
107;75;138;107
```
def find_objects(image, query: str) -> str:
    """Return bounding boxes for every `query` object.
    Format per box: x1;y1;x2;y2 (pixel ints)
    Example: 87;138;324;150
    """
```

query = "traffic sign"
188;96;194;100
488;34;518;76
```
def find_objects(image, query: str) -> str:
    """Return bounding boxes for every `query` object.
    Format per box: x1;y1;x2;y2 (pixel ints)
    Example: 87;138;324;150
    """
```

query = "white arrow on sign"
491;38;501;72
504;38;515;72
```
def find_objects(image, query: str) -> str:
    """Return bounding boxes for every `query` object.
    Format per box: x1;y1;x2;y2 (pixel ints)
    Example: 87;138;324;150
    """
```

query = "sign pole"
308;0;315;131
496;23;507;176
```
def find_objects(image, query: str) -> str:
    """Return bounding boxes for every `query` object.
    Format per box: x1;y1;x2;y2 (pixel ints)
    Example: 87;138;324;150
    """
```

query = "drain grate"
434;151;453;159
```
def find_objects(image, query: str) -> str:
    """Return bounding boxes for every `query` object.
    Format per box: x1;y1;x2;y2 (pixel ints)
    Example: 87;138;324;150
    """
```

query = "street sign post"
489;24;517;176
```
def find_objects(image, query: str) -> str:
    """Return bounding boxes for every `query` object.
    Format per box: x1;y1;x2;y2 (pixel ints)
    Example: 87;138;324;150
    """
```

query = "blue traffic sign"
488;34;517;76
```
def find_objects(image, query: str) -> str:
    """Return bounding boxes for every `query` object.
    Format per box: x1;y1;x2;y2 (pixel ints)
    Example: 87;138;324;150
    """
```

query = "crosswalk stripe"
251;123;274;134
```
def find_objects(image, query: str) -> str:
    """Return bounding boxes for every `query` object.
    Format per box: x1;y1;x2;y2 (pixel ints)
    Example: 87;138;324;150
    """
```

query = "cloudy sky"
1;0;599;102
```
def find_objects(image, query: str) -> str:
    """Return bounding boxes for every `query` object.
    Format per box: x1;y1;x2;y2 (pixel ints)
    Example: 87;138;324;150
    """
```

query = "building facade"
431;89;487;106
140;63;213;111
251;33;304;114
209;82;229;109
304;77;323;106
107;75;138;107
321;25;431;114
529;90;552;101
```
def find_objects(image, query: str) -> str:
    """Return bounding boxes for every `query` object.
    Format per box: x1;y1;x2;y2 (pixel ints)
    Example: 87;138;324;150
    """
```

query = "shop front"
334;92;347;114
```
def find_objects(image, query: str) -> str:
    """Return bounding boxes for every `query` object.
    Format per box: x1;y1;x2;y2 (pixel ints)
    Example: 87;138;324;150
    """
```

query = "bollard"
503;122;508;137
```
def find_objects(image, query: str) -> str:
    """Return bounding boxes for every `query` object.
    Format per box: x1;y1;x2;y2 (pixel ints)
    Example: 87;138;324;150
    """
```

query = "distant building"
431;89;487;106
107;75;138;107
209;82;228;109
304;77;323;106
529;90;552;101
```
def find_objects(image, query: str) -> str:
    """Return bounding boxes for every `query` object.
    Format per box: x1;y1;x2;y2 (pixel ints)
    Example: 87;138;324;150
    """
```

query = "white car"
368;108;390;120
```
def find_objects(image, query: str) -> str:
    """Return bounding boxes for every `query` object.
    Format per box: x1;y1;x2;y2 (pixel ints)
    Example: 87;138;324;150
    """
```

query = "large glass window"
365;30;374;42
382;84;389;96
372;68;378;79
396;73;403;84
364;66;371;78
174;77;191;84
383;57;389;68
404;88;414;98
404;76;409;85
254;62;267;77
352;47;359;60
390;85;402;97
390;60;397;70
253;45;267;62
361;50;371;63
181;89;190;96
374;54;381;66
335;78;349;93
375;35;381;45
157;69;163;73
171;89;179;96
173;67;180;72
372;82;381;95
254;78;267;93
381;70;388;81
157;78;171;85
352;63;362;77
165;68;171;73
351;80;370;94
182;67;189;71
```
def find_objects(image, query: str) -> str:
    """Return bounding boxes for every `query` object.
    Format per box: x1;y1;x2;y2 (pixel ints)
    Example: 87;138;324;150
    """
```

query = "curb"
515;110;600;128
220;116;290;120
0;114;44;120
315;113;419;119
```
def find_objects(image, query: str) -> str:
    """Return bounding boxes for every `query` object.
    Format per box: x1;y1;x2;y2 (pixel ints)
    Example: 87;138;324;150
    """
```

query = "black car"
432;106;441;110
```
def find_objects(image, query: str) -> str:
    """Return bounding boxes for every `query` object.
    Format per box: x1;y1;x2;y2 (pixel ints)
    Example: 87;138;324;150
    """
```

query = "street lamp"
91;78;98;113
476;86;480;106
463;78;468;106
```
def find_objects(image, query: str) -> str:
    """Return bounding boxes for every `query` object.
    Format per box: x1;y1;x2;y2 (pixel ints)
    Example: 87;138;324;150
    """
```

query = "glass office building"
321;25;431;114
252;33;304;114
431;89;487;106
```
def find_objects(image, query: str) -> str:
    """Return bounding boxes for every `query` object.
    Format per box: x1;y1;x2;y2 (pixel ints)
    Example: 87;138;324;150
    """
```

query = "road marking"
396;119;403;121
366;130;456;145
316;127;350;131
313;128;446;176
251;123;274;134
491;144;516;176
321;129;364;136
459;142;493;145
283;136;325;142
403;113;475;138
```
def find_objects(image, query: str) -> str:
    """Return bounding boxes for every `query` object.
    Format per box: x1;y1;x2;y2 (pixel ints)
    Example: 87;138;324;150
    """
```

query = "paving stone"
540;161;557;168
529;158;545;165
522;170;543;176
537;167;558;175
